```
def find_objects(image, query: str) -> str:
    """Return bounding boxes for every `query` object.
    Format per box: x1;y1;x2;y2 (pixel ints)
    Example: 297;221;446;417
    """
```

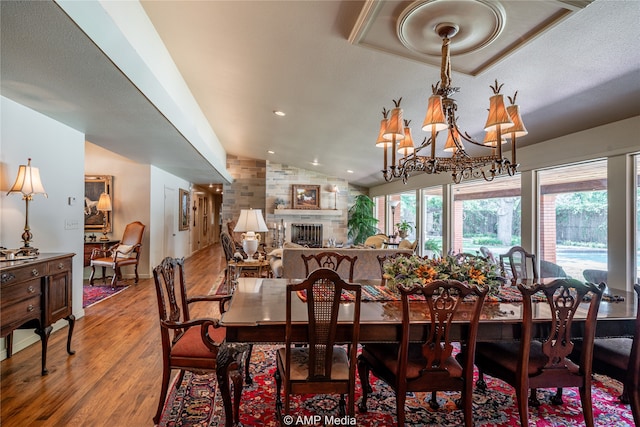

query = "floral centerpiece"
382;253;504;297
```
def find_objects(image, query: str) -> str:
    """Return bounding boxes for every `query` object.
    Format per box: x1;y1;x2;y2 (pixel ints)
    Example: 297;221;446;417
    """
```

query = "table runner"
296;284;622;303
296;284;533;303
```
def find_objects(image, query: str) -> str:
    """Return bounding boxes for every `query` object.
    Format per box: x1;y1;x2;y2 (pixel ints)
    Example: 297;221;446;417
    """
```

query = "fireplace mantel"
273;209;342;216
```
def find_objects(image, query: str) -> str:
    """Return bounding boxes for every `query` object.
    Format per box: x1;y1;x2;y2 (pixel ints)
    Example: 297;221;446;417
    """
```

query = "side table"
226;259;271;289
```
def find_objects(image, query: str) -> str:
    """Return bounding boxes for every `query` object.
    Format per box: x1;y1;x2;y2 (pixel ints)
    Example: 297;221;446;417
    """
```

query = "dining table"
220;277;638;344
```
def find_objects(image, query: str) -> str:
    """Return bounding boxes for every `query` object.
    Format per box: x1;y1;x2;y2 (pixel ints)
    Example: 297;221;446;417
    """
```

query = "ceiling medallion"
396;0;506;58
376;22;527;184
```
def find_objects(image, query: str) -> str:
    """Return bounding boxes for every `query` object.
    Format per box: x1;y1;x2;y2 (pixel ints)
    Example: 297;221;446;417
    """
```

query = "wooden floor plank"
1;245;225;427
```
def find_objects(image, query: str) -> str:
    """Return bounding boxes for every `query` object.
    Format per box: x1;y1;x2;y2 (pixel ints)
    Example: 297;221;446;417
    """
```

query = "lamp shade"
233;209;269;233
482;129;507;147
382;106;405;141
444;128;463;153
397;125;415;155
503;104;528;138
375;118;390;148
97;192;112;211
7;158;47;198
422;95;448;132
484;93;513;131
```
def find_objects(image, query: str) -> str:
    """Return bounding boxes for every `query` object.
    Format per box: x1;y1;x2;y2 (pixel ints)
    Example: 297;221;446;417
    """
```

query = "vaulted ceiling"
2;1;639;189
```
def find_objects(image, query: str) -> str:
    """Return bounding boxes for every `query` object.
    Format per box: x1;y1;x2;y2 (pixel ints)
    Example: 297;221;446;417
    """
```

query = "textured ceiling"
2;0;640;189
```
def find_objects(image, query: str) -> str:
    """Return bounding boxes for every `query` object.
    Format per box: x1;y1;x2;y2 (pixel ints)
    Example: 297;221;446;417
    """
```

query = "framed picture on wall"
179;188;190;231
84;175;113;232
292;184;321;209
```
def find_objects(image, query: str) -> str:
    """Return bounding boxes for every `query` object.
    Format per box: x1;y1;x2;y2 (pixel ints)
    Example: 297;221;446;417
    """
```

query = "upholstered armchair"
89;221;145;288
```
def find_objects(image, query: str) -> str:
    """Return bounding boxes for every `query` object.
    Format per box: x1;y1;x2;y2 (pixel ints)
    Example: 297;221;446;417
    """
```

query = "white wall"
85;142;151;279
0;96;86;357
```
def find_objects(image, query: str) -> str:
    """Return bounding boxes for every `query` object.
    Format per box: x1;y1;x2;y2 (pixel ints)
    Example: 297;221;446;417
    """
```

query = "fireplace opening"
291;223;323;248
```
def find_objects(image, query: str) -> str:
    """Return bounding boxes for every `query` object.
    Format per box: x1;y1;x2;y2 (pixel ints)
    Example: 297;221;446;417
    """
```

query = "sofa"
268;246;413;281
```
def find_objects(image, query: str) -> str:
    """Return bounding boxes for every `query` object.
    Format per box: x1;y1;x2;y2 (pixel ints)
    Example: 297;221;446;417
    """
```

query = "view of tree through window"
422;187;443;257
539;160;607;281
452;175;521;258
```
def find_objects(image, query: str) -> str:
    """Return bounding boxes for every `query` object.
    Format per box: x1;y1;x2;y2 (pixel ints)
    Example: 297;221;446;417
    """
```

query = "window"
538;160;607;281
422;187;443;257
452;175;521;259
373;196;386;235
389;191;417;242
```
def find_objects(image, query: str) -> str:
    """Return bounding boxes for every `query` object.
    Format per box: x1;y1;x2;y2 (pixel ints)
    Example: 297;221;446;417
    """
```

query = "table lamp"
7;158;48;255
96;192;112;241
233;208;269;261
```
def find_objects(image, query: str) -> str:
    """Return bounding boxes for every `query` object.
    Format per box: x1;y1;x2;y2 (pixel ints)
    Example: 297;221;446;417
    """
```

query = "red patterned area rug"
159;345;635;426
82;284;129;308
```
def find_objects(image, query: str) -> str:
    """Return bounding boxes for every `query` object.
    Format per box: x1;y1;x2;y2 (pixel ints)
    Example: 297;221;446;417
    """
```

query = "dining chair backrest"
473;278;605;427
400;280;488;378
301;251;357;282
520;278;604;374
499;246;538;281
357;279;488;426
275;268;362;418
221;231;236;263
286;268;361;379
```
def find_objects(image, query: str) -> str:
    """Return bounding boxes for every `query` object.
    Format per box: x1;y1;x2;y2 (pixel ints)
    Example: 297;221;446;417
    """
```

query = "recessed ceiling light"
273;110;286;117
268;150;275;154
347;170;354;174
311;160;319;166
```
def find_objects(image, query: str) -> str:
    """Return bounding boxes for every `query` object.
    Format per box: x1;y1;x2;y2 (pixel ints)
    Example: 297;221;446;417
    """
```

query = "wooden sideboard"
0;253;76;375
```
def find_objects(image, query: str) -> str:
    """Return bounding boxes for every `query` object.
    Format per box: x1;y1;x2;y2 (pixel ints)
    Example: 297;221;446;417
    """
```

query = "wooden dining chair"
301;251;357;281
89;221;145;288
499;245;538;282
358;279;488;427
220;231;239;288
472;278;605;427
274;268;361;419
152;257;249;427
586;283;639;424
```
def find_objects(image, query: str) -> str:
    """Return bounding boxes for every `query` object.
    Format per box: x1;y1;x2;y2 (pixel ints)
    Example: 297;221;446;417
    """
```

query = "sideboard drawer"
1;277;42;307
1;264;47;285
48;258;72;274
0;295;41;335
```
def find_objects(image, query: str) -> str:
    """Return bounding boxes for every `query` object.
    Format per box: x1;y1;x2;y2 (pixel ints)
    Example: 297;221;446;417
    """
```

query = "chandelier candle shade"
7;158;48;255
97;192;112;241
376;23;527;184
233;209;269;261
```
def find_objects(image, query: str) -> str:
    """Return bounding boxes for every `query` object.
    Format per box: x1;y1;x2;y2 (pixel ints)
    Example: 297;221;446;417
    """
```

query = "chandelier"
377;23;527;184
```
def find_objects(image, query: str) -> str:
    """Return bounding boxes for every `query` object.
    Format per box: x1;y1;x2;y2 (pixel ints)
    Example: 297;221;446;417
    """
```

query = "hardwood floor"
1;244;226;427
